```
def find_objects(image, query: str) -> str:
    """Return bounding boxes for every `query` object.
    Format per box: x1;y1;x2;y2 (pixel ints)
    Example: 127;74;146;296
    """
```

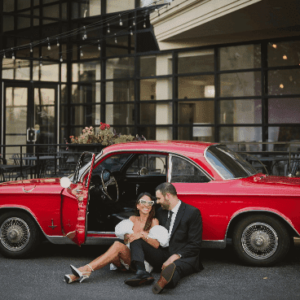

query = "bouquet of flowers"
69;123;146;146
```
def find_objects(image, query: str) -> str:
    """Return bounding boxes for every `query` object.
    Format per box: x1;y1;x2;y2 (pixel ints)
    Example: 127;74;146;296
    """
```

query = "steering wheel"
100;169;119;201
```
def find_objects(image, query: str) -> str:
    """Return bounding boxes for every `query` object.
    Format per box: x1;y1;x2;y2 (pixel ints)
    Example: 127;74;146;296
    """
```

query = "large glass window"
72;61;101;82
140;54;172;77
140;78;172;100
106;57;135;79
70;105;101;126
71;83;101;104
106;103;135;126
268;99;300;124
106;80;135;102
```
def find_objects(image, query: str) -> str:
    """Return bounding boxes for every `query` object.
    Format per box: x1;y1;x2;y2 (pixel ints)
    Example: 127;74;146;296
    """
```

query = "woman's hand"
127;232;142;243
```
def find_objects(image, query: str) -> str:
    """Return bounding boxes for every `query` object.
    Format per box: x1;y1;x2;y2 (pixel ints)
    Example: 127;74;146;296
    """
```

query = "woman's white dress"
110;219;169;272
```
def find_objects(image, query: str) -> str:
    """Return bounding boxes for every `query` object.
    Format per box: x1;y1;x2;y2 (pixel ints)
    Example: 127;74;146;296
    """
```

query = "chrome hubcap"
241;222;278;260
0;218;30;252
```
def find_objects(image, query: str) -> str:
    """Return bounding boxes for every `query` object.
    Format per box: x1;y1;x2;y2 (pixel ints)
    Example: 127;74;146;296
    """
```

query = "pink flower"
90;126;93;129
85;127;89;130
82;129;85;133
106;124;110;129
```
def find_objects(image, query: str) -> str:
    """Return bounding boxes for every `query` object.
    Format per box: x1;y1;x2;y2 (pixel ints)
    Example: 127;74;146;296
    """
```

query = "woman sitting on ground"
64;192;169;284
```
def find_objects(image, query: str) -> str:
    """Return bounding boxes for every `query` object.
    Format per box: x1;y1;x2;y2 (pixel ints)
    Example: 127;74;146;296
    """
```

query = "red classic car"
0;141;299;266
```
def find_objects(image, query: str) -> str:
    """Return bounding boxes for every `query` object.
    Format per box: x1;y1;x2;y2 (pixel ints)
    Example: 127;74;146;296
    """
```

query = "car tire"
232;214;291;266
0;211;41;258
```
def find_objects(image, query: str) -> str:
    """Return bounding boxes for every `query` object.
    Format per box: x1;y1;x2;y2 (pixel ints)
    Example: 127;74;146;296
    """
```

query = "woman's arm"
140;218;160;249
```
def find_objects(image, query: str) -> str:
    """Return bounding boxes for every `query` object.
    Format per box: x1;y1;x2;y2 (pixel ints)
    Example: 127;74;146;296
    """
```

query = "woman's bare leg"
77;241;131;273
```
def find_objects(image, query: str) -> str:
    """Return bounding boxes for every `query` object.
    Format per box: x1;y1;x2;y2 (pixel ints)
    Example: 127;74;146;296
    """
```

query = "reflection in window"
220;100;262;124
268;41;300;67
178;75;214;99
79;44;101;60
268;127;300;148
140;78;172;100
72;0;101;18
219;44;261;70
72;61;101;82
220;127;262;151
171;156;209;183
106;103;135;126
268;99;300;124
2;59;30;80
33;62;59;82
178;50;214;74
268;69;300;95
140;53;172;77
220;72;261;97
106;57;135;79
71;83;101;104
106;81;134;102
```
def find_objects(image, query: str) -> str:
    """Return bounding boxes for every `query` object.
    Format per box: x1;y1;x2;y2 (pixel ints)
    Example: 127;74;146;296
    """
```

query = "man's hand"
127;232;142;243
162;254;180;270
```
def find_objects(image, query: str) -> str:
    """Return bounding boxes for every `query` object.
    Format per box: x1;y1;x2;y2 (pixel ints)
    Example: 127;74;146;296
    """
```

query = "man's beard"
161;202;170;210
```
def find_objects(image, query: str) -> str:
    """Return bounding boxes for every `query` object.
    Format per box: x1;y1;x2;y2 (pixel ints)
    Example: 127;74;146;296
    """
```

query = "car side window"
93;154;131;176
126;154;167;176
170;156;210;183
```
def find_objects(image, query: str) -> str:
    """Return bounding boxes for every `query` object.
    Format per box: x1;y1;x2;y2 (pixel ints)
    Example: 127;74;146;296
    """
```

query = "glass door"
3;82;58;157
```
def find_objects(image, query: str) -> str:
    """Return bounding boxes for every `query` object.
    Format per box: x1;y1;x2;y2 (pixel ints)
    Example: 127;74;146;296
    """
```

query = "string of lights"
0;0;174;62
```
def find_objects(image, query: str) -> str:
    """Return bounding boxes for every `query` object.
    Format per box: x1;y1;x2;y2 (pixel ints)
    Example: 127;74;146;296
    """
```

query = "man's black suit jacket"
156;201;204;272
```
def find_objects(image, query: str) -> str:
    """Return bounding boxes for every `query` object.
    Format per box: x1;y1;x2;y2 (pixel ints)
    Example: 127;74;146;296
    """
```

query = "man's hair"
155;182;177;197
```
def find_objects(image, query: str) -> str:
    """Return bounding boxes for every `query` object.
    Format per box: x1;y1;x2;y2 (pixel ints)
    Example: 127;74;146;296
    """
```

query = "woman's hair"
135;192;156;232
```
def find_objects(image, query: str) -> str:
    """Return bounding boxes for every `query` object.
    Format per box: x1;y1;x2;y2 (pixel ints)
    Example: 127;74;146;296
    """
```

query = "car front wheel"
232;214;291;266
0;211;41;258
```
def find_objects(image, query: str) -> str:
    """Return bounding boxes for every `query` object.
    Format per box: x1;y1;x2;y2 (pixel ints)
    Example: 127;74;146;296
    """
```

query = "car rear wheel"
0;211;41;258
232;214;291;266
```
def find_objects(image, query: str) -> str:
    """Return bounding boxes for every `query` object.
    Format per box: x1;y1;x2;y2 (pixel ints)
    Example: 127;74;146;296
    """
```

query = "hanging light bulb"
143;18;146;28
47;37;51;50
107;23;110;33
98;40;101;51
82;26;88;40
130;29;133;36
12;49;15;60
114;34;117;44
30;43;33;53
119;14;123;26
56;38;60;47
80;46;83;57
60;55;63;62
133;19;136;26
3;52;6;59
39;56;43;66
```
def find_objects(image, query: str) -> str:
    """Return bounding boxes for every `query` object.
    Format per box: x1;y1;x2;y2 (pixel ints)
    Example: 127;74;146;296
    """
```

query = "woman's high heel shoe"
64;274;80;284
70;264;94;283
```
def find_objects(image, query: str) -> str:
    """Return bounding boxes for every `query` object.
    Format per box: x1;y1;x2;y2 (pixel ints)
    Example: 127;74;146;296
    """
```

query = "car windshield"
206;145;258;179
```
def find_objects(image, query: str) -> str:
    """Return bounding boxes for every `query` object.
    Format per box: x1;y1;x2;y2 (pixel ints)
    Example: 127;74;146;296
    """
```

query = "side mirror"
60;177;72;188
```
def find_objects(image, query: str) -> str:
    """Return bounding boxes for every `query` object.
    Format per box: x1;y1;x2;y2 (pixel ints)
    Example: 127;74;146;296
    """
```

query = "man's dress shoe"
124;270;154;287
152;263;176;294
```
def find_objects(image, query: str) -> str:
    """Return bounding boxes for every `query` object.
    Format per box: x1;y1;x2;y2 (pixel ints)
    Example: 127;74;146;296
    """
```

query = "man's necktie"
165;211;173;232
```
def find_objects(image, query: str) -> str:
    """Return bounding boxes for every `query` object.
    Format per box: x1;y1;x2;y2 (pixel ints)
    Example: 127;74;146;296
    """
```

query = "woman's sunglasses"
139;199;155;206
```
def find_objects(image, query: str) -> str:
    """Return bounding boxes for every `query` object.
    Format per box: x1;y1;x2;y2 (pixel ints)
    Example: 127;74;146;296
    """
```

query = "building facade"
1;0;300;154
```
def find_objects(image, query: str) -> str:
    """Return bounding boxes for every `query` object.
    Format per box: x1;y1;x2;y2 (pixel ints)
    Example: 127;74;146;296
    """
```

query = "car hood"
0;178;64;194
252;175;300;186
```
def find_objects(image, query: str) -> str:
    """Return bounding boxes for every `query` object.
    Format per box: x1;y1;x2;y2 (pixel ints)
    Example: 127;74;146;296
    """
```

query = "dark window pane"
268;98;300;124
220;100;262;124
106;57;135;79
140;102;173;125
79;44;101;60
106;81;134;102
62;2;67;19
178;126;214;142
43;4;59;18
72;61;101;82
178;101;214;125
106;103;135;125
3;16;14;32
17;17;31;29
61;84;68;104
140;78;172;100
268;41;300;67
18;0;31;10
178;49;214;74
220;72;261;97
4;1;15;12
178;75;214;99
71;83;101;104
220;44;261;70
268;69;300;95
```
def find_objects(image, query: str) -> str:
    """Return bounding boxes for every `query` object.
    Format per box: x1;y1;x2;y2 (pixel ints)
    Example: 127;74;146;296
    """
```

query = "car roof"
102;140;217;157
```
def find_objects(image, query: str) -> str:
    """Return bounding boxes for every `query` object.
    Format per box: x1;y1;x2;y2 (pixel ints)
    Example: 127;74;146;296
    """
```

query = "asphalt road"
1;242;299;300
